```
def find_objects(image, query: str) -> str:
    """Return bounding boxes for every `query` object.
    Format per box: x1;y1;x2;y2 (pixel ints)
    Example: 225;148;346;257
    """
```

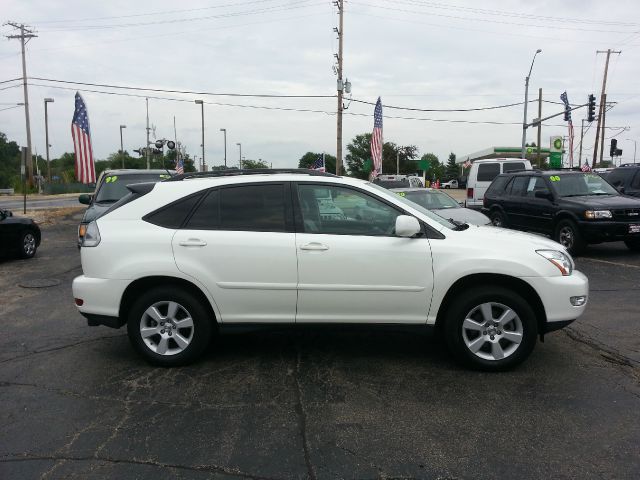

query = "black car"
482;170;640;254
0;209;41;259
604;165;640;198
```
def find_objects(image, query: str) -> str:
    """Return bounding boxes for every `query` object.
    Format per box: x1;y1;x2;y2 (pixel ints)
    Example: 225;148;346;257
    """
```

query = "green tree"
420;153;444;181
345;133;420;179
0;132;21;189
445;152;459;180
242;159;269;169
298;152;336;173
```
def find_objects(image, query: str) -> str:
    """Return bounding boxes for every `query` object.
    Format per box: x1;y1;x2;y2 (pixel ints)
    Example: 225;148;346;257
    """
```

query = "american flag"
71;92;95;184
176;157;184;175
311;153;325;172
370;97;383;177
463;160;472;169
581;161;592;172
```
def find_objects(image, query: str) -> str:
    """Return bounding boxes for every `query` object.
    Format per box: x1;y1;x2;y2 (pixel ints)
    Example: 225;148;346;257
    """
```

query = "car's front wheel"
20;230;38;259
444;286;538;371
554;219;586;255
490;210;507;228
127;287;213;366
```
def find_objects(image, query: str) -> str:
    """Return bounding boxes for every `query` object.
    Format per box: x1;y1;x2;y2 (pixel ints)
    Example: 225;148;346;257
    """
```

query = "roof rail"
165;168;338;182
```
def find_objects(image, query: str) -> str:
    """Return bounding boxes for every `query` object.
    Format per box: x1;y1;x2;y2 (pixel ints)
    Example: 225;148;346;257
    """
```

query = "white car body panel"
466;159;532;209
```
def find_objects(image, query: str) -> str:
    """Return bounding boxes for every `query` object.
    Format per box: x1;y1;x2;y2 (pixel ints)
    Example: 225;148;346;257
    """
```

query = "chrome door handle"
300;242;329;251
179;239;207;247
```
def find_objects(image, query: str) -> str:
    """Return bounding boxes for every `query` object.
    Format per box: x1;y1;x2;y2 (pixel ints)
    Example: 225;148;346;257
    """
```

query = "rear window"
503;162;526;173
486;175;510;195
374;179;410;189
95;173;171;203
477;164;500;182
144;192;204;229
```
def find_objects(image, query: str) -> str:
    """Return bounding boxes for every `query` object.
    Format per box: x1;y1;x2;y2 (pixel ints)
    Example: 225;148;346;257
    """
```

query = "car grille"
611;208;640;221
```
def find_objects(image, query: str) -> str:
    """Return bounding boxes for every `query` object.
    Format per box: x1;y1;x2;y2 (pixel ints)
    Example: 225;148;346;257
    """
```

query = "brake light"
467;187;473;199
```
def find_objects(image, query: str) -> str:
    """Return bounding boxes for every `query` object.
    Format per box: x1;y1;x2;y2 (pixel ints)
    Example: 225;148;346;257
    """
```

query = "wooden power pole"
335;0;344;176
592;49;621;168
537;88;542;167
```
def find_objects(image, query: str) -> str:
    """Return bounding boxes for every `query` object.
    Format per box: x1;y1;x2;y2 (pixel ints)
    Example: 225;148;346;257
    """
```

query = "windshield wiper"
450;219;469;231
95;199;119;203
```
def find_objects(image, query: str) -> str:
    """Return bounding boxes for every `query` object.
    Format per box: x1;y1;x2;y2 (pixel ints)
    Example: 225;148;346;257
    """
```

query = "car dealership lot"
1;212;639;479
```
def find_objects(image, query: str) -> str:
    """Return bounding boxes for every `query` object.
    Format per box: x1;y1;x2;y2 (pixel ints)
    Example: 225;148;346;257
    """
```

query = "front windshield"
399;190;460;209
549;173;618;197
367;183;455;229
95;173;170;202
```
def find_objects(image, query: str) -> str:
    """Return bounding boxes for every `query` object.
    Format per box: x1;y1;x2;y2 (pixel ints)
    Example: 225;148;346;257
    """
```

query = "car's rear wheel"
20;230;37;259
624;239;640;251
490;210;507;228
127;286;213;366
554;219;586;255
444;286;538;371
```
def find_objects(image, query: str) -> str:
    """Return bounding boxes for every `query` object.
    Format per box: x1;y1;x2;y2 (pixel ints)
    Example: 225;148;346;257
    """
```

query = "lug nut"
172;325;176;329
483;331;487;335
168;332;172;336
160;322;165;326
160;329;165;334
490;335;495;340
497;330;502;335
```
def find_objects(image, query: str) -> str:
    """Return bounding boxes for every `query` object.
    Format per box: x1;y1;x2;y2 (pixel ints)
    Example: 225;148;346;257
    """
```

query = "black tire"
554;219;586;255
624;239;640;251
19;230;38;259
444;286;538;371
127;286;214;366
490;209;508;228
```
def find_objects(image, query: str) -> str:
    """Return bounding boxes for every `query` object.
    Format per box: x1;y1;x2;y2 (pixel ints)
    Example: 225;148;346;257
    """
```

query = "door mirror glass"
395;215;421;237
79;194;92;205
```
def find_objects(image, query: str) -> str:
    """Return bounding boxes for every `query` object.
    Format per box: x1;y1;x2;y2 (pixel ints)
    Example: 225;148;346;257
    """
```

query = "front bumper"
578;220;640;243
524;270;589;326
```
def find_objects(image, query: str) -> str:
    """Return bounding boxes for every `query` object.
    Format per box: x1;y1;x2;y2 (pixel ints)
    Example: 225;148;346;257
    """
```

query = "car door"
502;176;528;227
520;176;555;232
293;183;433;324
172;182;298;323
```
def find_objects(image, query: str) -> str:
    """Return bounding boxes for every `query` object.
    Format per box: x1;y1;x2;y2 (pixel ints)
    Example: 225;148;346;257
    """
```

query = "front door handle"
179;239;207;247
300;242;329;251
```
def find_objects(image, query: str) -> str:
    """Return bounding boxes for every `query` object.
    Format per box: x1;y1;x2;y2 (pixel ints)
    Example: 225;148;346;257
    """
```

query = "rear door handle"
300;242;329;251
179;239;207;247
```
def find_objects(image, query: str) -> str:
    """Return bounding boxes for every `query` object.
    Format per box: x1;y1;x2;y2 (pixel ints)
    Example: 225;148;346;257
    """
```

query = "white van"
466;158;532;209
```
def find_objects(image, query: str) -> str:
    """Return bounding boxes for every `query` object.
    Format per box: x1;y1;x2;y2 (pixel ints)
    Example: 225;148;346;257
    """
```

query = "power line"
0;83;22;91
351;97;527;112
0;105;21;112
0;77;22;84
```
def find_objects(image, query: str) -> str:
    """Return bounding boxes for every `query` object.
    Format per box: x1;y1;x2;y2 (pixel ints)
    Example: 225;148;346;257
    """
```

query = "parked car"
77;169;174;246
73;169;588;371
391;188;491;225
466;158;532;210
441;179;458;189
0;209;41;259
604;165;640;198
373;174;424;189
482;169;640;254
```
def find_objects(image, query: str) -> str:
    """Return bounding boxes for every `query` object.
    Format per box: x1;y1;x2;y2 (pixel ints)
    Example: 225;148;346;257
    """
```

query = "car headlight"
536;249;573;276
82;221;101;247
584;210;612;219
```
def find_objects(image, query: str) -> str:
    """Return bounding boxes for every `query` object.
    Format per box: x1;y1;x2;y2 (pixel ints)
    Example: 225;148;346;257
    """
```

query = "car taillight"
467;187;473;199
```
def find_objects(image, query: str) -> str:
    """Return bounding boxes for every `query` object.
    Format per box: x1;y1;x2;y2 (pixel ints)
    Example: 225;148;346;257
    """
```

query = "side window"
525;177;548;197
297;184;401;236
631;171;640;189
220;184;286;232
503;162;525;173
477;164;500;182
605;171;624;187
486;176;509;195
509;176;529;196
144;192;204;229
185;190;219;229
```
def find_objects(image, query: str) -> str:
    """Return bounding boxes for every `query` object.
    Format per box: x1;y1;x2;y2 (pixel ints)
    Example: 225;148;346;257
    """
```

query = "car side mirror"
395;215;421;237
79;194;92;205
534;190;553;201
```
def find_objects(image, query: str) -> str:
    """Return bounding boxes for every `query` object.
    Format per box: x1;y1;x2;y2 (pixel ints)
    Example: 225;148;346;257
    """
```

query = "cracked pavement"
1;212;639;479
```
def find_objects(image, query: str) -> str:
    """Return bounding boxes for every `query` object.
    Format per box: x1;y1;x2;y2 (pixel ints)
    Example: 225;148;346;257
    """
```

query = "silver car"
391;188;491;225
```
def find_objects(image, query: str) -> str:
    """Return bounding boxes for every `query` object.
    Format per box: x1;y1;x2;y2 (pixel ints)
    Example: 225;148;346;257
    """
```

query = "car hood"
81;202;112;224
561;194;640;209
462;224;565;251
434;207;490;226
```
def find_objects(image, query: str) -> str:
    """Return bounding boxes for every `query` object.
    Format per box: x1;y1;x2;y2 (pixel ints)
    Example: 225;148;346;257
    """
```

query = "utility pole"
335;0;344;176
145;98;151;170
44;97;54;182
537;88;542;167
592;49;621;168
396;150;400;175
579;119;585;165
599;94;607;167
6;22;37;187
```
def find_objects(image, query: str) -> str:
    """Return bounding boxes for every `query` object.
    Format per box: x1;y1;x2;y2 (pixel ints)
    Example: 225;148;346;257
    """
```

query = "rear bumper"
80;312;124;329
578;220;640;243
72;275;129;321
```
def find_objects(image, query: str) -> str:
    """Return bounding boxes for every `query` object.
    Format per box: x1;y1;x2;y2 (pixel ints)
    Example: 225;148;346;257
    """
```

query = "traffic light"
563;109;570;122
610;139;617;158
587;94;596;122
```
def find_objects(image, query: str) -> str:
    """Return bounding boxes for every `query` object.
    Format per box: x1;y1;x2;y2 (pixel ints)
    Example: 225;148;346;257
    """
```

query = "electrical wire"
0;77;22;85
0;105;21;113
350;97;526;112
0;83;22;92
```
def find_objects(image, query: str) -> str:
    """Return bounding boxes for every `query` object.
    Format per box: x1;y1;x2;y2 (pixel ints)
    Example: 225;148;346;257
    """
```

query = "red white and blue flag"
581;162;592;172
71;92;95;184
311;153;325;172
370;97;383;178
176;157;184;175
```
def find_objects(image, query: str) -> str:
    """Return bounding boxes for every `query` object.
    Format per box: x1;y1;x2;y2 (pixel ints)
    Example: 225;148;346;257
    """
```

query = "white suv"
72;169;588;370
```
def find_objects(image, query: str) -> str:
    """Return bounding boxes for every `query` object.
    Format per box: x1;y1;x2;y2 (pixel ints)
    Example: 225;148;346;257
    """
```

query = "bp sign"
549;136;563;168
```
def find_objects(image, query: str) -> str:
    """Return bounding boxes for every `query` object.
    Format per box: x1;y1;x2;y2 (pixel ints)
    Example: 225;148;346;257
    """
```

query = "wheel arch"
434;273;547;335
552;210;580;229
119;276;218;328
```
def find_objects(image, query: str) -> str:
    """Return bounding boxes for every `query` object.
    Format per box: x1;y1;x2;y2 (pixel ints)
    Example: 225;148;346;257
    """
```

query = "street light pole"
521;49;542;160
626;139;637;164
119;124;127;168
220;128;227;167
195;100;205;171
44;98;54;182
236;142;242;169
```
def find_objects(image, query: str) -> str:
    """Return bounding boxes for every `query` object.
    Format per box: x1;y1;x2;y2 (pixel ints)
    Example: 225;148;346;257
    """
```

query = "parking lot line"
580;257;640;270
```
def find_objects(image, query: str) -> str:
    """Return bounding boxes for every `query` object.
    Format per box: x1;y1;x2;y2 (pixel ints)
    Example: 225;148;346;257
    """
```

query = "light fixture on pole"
236;142;242;169
220;128;227;167
195;100;205;172
521;49;542;160
44;97;54;182
119;124;127;168
625;138;637;164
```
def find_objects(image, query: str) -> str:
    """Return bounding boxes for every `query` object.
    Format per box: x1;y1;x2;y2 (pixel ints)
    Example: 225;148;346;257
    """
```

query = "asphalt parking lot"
1;210;639;479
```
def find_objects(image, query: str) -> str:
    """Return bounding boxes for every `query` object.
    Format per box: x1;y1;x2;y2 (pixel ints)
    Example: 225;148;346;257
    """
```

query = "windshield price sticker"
105;176;118;183
159;174;171;179
549;176;561;182
396;192;406;197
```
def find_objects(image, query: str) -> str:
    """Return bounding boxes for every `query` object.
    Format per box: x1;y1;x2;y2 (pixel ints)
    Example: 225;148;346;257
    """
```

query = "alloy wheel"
461;302;524;361
558;226;574;249
23;233;36;256
139;301;195;356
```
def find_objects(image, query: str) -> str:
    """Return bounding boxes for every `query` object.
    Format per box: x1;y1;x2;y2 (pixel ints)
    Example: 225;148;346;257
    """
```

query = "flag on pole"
581;161;591;172
71;92;95;184
311;153;326;172
463;160;472;169
176;157;184;175
370;97;383;178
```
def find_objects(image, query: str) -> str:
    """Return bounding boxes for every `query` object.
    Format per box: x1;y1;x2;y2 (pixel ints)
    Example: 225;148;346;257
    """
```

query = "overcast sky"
1;0;639;169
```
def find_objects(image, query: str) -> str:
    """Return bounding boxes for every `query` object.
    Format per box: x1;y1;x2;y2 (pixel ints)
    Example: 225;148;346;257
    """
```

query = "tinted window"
220;184;286;232
374;180;410;189
503;162;525;173
524;177;548;197
186;190;219;229
477;164;501;182
486;176;510;195
549;173;618;197
605;170;625;187
298;184;401;236
631;171;640;189
144;192;204;229
509;177;529;196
